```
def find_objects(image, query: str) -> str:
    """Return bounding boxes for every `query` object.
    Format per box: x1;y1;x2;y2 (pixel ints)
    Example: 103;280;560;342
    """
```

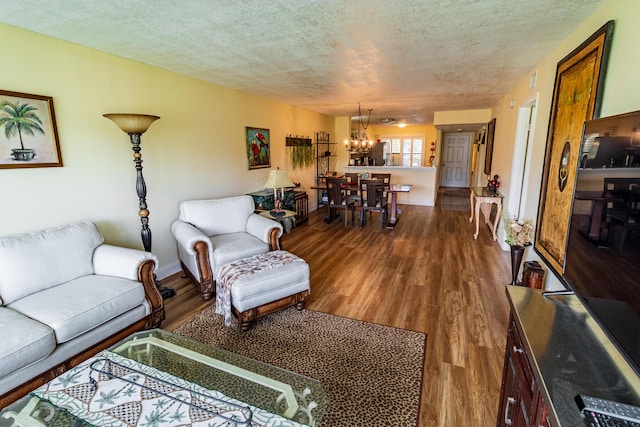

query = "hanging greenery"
286;137;314;170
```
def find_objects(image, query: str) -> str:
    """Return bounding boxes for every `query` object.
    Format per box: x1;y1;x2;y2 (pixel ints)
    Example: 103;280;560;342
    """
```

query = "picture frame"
0;90;62;169
246;127;270;169
483;118;496;175
534;20;614;276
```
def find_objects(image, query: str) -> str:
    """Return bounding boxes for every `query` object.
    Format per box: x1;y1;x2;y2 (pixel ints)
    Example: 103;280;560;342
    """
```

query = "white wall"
490;0;640;289
0;23;332;277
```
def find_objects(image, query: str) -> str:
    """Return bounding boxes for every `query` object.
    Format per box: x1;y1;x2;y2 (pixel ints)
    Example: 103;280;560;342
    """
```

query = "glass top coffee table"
1;329;327;427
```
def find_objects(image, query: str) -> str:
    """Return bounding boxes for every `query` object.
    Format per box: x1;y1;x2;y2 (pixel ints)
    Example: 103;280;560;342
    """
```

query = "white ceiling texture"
1;0;606;126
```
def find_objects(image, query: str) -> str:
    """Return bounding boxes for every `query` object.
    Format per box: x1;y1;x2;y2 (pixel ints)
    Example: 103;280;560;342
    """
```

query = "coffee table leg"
2;396;55;426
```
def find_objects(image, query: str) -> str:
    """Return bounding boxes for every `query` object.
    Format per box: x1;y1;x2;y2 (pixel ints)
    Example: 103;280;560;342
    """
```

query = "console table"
469;186;503;241
498;286;640;426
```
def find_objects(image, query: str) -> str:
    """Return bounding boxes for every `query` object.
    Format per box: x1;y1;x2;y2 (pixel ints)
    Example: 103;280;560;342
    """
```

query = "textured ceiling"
1;0;606;125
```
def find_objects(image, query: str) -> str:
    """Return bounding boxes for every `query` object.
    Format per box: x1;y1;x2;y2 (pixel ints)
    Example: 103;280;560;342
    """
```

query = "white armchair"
171;195;283;300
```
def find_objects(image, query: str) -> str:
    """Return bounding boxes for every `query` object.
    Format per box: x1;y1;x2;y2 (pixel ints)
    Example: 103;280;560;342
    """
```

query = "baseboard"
156;261;181;280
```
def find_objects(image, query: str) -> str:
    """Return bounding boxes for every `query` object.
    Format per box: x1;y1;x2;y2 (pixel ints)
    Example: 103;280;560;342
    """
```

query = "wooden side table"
469;187;503;241
258;209;297;233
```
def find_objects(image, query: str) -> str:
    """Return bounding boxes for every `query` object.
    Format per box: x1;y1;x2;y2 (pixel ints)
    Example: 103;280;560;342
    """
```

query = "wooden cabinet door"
497;316;537;427
534;399;552;427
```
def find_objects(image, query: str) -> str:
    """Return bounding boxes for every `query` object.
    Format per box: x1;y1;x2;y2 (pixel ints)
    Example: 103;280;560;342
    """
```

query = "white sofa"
171;195;283;300
0;222;164;407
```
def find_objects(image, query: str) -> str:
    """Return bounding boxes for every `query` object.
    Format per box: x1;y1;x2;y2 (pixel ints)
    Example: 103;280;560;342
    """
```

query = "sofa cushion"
211;233;269;273
179;196;254;236
0;307;56;377
0;222;104;305
8;275;145;344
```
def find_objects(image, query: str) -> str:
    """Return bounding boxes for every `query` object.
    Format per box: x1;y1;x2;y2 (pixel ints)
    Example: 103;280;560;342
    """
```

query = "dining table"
386;184;413;228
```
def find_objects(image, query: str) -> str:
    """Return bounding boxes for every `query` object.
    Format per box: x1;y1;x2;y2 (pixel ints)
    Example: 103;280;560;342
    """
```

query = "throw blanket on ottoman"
216;251;305;326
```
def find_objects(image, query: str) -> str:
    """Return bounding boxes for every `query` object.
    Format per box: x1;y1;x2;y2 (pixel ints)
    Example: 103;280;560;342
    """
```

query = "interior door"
440;133;471;187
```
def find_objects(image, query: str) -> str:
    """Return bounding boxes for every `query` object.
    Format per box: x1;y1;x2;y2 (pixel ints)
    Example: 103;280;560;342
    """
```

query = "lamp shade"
103;113;160;134
264;169;294;189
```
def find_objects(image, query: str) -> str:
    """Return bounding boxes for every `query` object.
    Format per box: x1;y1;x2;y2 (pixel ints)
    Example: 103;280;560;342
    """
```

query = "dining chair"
371;173;391;186
326;177;356;226
357;178;388;230
344;172;361;200
345;172;359;187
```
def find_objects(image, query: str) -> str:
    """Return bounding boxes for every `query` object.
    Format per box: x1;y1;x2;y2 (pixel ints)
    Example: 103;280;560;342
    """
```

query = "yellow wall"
368;124;438;167
490;0;640;289
0;23;332;276
433;109;492;126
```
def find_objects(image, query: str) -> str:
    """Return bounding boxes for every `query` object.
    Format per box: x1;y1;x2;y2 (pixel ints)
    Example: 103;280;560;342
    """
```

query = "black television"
564;110;640;374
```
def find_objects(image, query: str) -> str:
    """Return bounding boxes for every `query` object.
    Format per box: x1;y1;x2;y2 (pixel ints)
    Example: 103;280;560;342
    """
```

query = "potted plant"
288;139;314;170
0;100;44;161
503;213;534;286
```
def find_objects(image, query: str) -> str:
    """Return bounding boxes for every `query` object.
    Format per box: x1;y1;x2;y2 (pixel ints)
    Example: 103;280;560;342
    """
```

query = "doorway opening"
440;133;472;188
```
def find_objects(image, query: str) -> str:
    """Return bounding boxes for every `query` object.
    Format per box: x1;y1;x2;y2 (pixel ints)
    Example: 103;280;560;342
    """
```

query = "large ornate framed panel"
534;21;614;276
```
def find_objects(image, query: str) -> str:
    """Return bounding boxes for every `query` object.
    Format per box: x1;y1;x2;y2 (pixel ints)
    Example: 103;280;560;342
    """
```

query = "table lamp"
264;168;294;217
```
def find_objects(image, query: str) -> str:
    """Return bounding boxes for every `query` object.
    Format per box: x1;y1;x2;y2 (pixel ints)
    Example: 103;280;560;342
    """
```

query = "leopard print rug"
173;306;426;427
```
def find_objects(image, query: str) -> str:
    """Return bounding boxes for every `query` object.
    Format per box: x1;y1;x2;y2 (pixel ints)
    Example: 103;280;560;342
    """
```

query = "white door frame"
507;94;538;221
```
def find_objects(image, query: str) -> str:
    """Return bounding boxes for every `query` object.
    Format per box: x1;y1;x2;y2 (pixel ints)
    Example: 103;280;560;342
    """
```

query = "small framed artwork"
246;127;270;169
0;90;62;169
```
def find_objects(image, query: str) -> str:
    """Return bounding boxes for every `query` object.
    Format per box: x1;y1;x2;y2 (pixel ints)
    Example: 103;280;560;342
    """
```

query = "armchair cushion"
178;196;254;236
211;233;269;269
0;222;103;305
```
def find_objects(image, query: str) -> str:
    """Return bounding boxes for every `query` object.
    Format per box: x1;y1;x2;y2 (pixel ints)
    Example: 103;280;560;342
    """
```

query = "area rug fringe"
173;306;426;427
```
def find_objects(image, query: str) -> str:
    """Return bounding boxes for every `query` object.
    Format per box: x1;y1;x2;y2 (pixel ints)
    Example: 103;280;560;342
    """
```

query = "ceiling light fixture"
380;118;395;124
346;103;374;154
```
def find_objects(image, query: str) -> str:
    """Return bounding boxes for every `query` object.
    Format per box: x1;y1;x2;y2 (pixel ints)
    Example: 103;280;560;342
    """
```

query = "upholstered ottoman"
215;250;310;331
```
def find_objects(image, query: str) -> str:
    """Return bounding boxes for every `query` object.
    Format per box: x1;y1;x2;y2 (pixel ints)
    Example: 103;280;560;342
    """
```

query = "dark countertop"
506;286;640;426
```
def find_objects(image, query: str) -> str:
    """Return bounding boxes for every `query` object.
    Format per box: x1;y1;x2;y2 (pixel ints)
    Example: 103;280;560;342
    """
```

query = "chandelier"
345;103;374;153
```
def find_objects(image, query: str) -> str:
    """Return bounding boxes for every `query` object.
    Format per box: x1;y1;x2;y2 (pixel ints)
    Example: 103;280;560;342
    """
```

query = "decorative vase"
509;244;526;286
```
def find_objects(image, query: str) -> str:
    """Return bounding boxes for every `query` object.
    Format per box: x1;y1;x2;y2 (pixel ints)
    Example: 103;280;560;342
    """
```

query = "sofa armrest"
93;244;158;281
246;214;283;250
93;244;164;327
171;220;214;255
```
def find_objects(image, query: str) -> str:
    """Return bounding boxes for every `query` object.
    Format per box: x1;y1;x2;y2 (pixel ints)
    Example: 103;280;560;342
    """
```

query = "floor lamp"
103;113;175;299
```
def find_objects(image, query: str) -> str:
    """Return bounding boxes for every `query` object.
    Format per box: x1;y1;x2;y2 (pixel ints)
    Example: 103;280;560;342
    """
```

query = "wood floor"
161;188;513;426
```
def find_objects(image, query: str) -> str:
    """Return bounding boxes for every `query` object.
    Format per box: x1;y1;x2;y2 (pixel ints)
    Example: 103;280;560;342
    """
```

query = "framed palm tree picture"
0;90;62;169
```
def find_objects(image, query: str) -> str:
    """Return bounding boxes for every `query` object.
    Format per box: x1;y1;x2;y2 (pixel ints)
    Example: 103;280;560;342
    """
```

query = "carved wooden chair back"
370;173;391;186
357;179;388;229
326;177;355;226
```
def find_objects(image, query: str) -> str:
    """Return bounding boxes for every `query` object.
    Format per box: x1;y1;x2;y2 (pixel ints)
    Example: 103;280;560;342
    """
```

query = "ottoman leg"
234;307;256;332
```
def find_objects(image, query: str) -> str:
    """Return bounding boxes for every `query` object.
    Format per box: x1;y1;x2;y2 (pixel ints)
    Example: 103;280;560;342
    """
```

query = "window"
382;136;423;167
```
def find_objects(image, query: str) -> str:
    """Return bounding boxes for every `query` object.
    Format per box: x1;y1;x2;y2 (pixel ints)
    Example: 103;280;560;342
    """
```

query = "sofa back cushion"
0;222;104;305
179;195;254;236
